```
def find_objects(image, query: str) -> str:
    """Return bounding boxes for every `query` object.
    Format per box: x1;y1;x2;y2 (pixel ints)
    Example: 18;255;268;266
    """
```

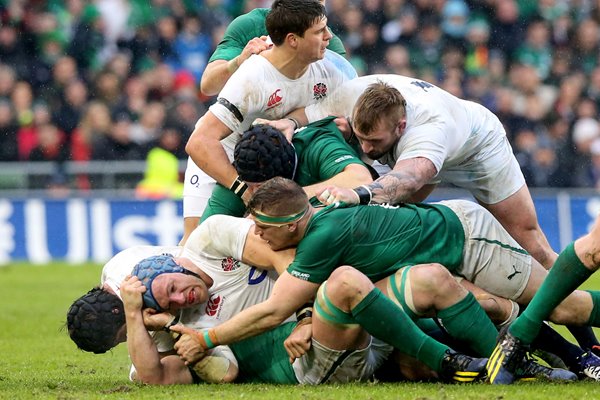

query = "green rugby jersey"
230;321;298;384
288;202;465;283
292;116;361;186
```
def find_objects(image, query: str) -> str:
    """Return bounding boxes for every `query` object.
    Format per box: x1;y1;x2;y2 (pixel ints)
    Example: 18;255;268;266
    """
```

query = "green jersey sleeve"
201;183;247;220
208;9;269;63
328;33;346;56
287;209;346;283
293;117;363;186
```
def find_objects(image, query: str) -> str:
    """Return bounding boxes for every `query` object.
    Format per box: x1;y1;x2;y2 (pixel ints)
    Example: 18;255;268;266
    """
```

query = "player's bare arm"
408;183;437;203
121;276;176;384
303;163;373;199
241;226;295;275
121;275;192;384
200;60;229;97
318;157;437;205
171;272;320;362
369;157;437;204
201;36;272;96
185;111;240;191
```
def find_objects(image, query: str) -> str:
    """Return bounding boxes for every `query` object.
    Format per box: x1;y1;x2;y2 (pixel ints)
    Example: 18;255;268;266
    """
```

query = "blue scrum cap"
131;254;200;312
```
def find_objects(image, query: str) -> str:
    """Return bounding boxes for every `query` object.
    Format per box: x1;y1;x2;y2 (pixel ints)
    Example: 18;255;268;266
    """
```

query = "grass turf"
1;262;599;399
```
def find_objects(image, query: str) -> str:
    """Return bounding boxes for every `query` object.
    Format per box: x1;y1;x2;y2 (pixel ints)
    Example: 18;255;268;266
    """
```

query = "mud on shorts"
436;200;532;301
293;337;393;385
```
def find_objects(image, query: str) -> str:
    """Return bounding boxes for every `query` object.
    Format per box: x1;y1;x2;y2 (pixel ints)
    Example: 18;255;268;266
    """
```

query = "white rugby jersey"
176;214;277;330
206;51;351;160
109;216;275;379
154;215;279;352
100;215;277;353
305;74;504;176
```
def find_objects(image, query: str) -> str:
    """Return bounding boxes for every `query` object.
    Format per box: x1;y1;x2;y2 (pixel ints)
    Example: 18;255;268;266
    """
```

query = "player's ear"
286;33;298;48
397;120;407;136
287;222;298;232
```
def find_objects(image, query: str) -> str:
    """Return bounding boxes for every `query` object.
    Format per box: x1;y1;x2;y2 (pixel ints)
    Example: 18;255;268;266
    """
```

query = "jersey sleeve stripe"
217;97;244;123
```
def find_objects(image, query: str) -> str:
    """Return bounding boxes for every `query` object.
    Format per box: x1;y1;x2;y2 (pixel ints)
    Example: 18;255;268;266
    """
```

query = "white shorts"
293;337;392;385
438;125;525;205
437;200;531;300
183;157;215;218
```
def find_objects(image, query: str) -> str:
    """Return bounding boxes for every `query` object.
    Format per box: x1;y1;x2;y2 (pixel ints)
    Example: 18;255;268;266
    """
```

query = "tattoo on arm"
368;171;421;204
369;157;437;204
366;158;436;204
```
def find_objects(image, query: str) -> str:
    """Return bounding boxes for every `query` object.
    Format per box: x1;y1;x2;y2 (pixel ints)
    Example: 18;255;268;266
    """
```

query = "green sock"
415;318;440;334
586;290;600;327
351;288;450;372
510;242;593;344
437;292;498;357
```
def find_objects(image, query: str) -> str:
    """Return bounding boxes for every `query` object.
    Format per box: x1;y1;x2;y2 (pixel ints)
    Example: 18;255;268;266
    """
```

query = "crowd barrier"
1;190;600;264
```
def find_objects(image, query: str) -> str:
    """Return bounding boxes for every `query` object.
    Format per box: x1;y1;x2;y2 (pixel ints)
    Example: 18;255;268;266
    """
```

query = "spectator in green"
515;19;553;80
67;4;105;72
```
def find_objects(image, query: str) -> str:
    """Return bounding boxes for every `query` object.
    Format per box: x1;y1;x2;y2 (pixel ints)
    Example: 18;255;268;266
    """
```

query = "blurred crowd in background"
2;0;600;193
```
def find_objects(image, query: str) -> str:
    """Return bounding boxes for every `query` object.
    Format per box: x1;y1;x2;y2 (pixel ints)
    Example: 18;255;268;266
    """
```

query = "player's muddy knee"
327;266;374;301
409;263;456;295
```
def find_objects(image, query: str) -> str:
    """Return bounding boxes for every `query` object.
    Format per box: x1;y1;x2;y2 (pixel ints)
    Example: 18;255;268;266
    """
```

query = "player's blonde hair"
352;80;407;136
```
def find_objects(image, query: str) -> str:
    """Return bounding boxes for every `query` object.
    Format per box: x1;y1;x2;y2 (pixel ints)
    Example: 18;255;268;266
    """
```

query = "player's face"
355;120;403;160
253;221;297;251
151;262;208;312
297;16;332;62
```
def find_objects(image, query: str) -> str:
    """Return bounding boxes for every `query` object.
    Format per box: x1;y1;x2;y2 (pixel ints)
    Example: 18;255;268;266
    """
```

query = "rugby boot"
486;329;528;384
574;351;600;381
439;349;487;383
515;356;577;382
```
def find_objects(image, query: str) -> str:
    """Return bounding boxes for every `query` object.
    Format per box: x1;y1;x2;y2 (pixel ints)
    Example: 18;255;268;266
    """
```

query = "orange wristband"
197;328;219;350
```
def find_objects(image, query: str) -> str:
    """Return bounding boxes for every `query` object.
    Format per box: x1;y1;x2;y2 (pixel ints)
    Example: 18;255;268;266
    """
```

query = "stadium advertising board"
0;194;599;264
1;198;182;264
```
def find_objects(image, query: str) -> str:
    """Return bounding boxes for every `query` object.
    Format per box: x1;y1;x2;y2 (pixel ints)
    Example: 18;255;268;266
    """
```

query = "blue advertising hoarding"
1;192;599;264
1;198;183;264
